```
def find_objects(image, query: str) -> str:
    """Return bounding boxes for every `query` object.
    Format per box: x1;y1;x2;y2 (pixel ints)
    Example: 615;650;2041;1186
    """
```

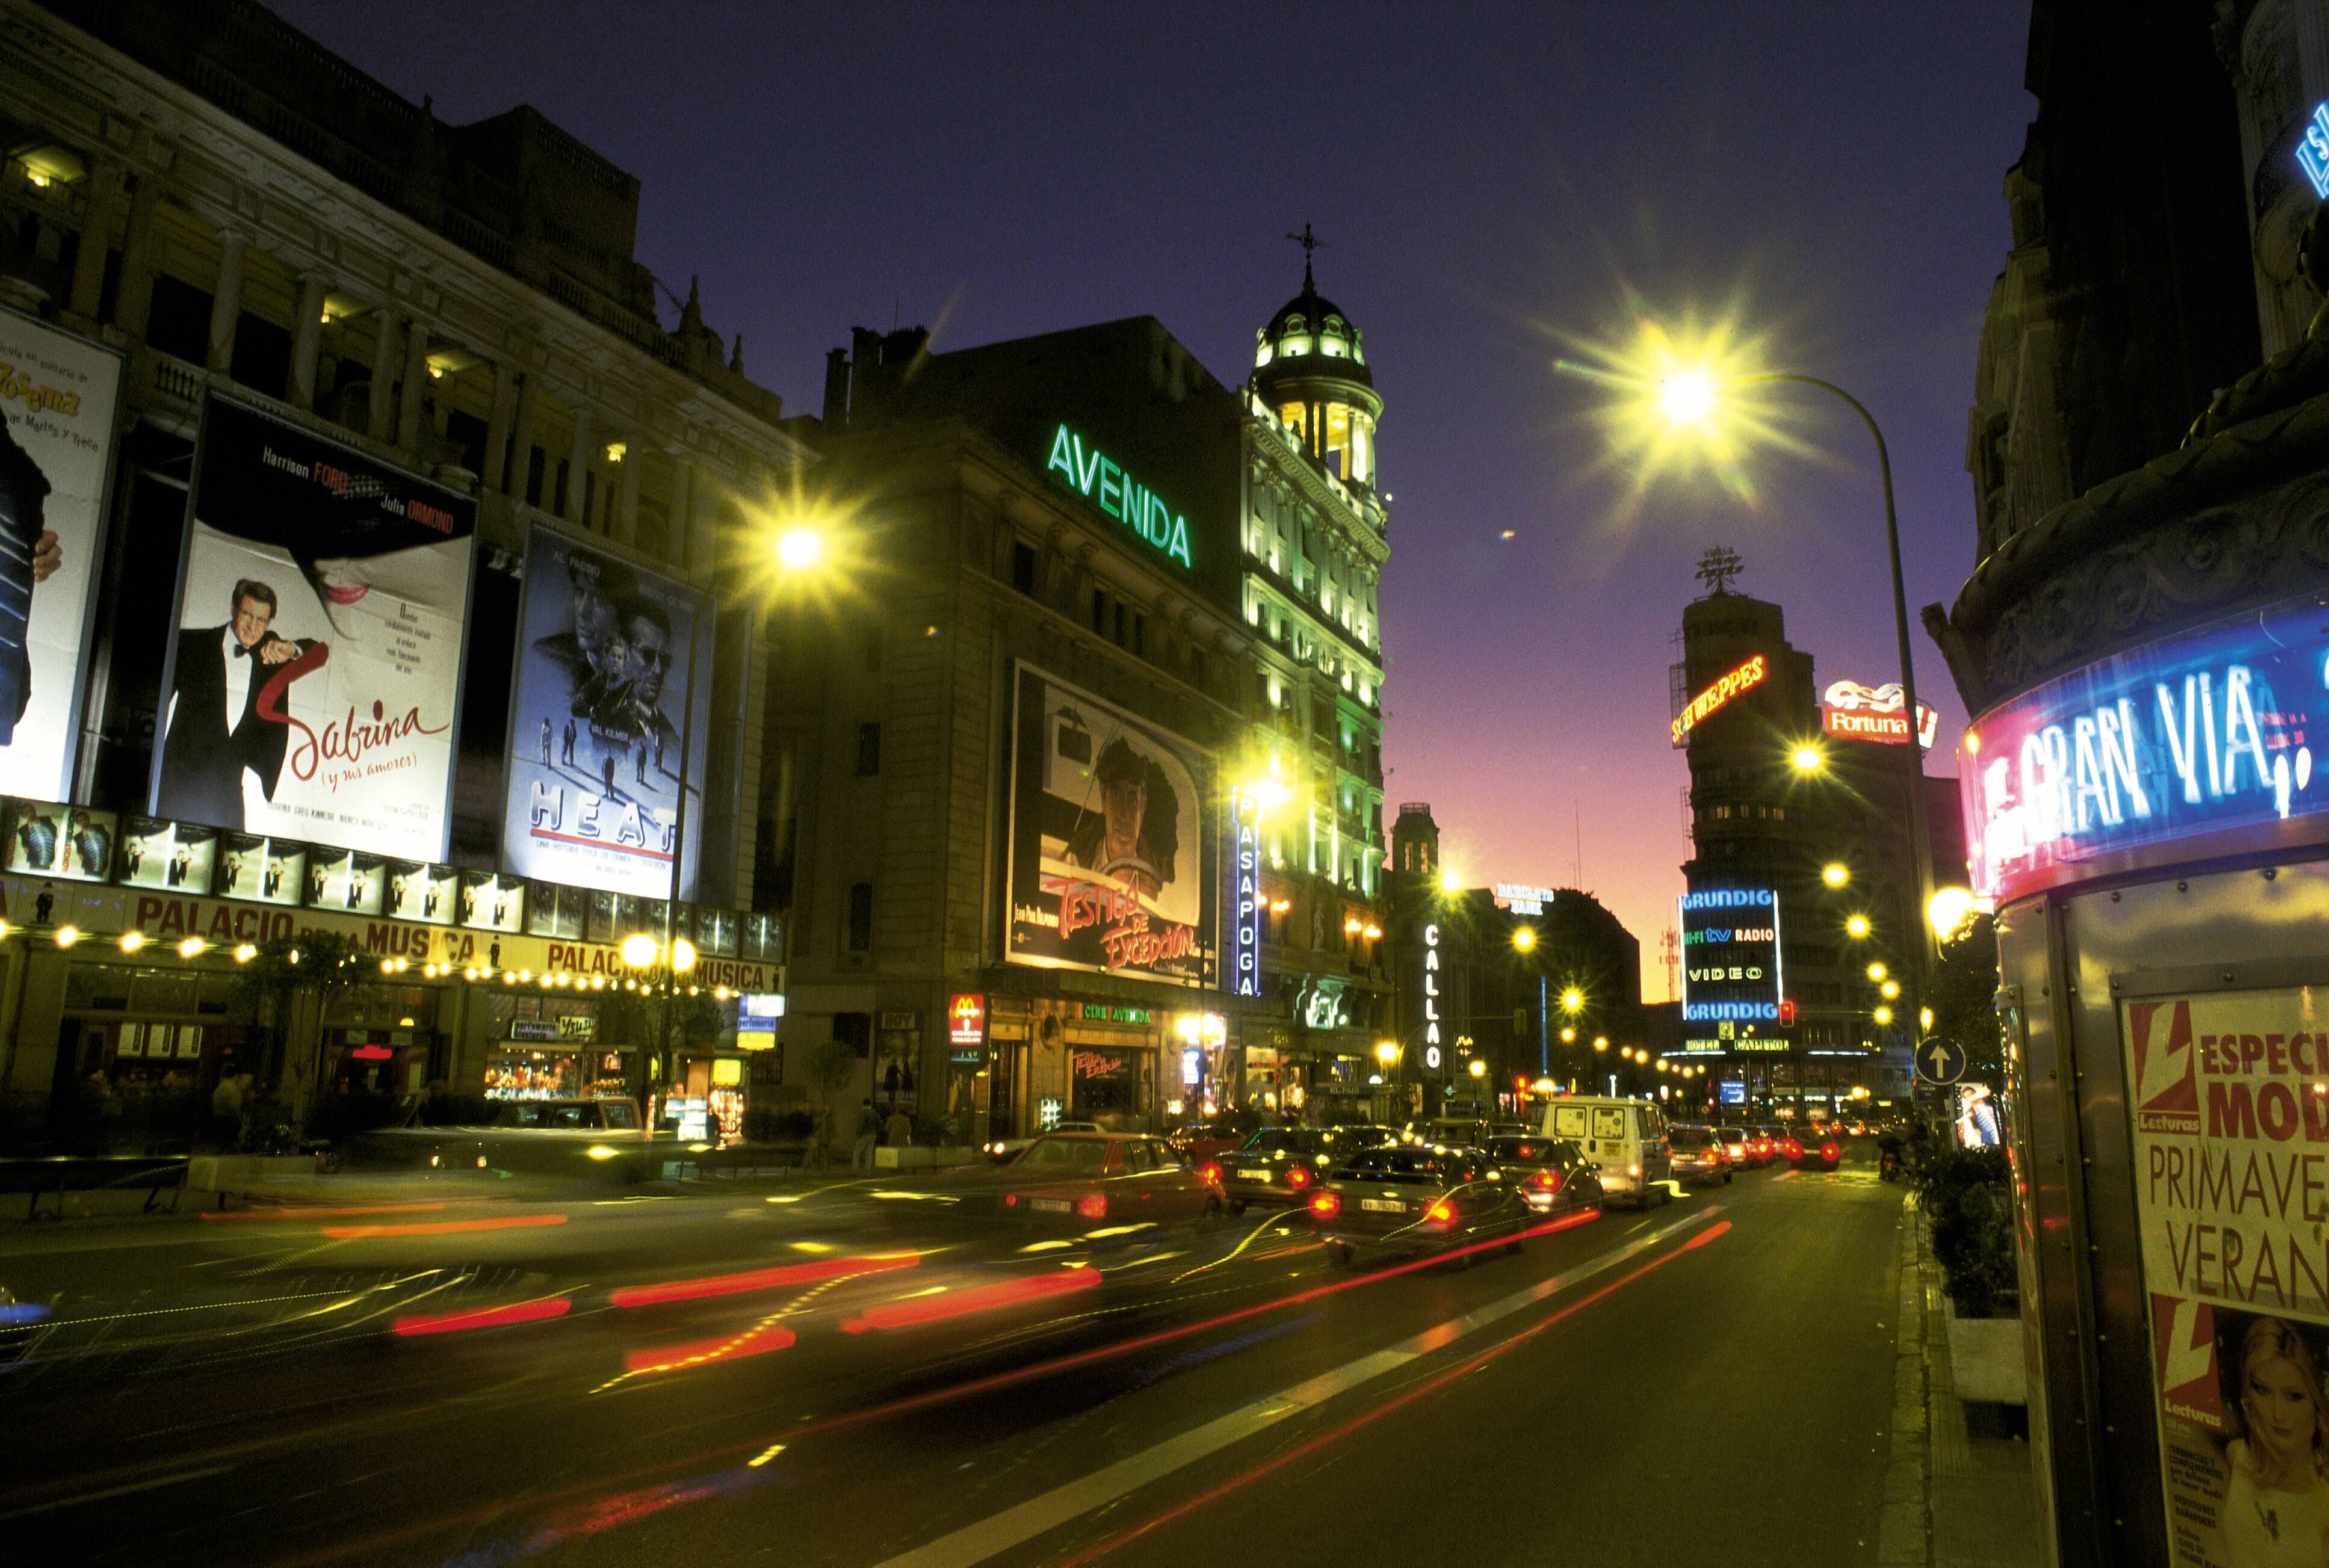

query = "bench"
0;1155;191;1221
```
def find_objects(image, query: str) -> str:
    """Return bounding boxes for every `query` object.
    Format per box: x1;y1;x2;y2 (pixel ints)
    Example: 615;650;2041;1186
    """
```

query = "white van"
1539;1097;1672;1209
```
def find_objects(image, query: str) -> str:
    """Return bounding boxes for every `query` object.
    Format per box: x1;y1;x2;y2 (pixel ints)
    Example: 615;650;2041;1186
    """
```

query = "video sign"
0;307;123;803
154;398;477;861
1006;664;1214;987
1679;886;1782;1025
501;526;714;899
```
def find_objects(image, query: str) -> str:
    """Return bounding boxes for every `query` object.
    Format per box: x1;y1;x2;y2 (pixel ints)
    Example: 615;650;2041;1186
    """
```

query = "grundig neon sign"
1672;655;1768;746
1045;424;1193;570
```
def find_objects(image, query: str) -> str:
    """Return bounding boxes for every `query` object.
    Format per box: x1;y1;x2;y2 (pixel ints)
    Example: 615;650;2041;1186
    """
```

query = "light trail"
320;1214;569;1239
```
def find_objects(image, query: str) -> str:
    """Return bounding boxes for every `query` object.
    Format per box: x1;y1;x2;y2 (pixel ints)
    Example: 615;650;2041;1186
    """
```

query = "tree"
594;971;728;1105
807;1039;859;1161
229;931;370;1116
1927;913;2005;1079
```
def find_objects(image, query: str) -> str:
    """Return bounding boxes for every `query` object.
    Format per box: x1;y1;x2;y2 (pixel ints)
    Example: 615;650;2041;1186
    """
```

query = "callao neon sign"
1672;655;1768;747
1045;423;1193;570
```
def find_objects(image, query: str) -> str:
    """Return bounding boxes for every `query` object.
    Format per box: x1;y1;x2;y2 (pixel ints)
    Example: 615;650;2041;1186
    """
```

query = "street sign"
1916;1037;1968;1086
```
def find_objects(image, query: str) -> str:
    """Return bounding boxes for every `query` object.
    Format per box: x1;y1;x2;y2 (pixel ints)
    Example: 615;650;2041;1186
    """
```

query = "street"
1;1161;1907;1567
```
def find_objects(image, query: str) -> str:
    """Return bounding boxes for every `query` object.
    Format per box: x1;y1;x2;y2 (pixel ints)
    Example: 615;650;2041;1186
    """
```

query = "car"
1792;1126;1842;1171
986;1120;1102;1162
1716;1125;1758;1168
1539;1096;1673;1208
998;1133;1222;1226
1166;1117;1251;1164
1308;1144;1530;1267
1483;1135;1603;1216
1667;1125;1733;1185
345;1097;666;1180
1758;1123;1790;1163
1213;1126;1391;1212
1412;1116;1492;1149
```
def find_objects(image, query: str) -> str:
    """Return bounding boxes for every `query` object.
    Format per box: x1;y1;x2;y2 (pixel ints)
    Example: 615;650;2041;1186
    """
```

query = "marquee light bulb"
1822;863;1849;888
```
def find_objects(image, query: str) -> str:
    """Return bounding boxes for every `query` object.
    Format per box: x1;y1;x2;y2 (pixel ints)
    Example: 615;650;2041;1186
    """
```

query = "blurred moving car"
1309;1144;1530;1266
1718;1125;1758;1168
1667;1125;1734;1186
1539;1096;1672;1209
1483;1135;1602;1216
345;1097;665;1179
1165;1118;1251;1165
1792;1126;1842;1171
998;1133;1222;1225
986;1120;1101;1162
1214;1126;1393;1213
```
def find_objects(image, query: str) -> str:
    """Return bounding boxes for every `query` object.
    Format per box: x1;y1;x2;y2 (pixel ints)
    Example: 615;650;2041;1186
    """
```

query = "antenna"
1694;545;1743;596
1287;223;1325;289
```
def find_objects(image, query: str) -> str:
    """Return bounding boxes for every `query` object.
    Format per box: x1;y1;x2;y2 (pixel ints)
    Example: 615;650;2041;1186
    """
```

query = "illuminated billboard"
1961;589;2329;903
1006;664;1214;987
1679;886;1783;1025
1671;655;1767;747
154;398;477;861
0;307;123;802
1822;679;1938;748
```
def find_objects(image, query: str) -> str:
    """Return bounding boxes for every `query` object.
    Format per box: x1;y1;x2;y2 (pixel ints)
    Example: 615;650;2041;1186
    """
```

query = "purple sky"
279;0;2036;1000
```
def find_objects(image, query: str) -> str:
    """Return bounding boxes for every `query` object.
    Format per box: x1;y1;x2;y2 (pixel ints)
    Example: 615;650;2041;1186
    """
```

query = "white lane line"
870;1206;1722;1568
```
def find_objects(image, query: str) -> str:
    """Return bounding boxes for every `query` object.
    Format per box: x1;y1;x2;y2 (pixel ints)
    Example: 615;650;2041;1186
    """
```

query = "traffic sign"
1916;1037;1968;1086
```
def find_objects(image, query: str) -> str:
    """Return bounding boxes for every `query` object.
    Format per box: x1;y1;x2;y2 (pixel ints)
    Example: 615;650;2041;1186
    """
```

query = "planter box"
1944;1299;2028;1406
186;1154;318;1192
874;1146;934;1170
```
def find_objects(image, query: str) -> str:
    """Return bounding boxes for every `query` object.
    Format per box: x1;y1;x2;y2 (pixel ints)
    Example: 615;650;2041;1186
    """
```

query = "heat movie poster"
152;398;476;862
0;307;122;801
500;525;713;899
1006;664;1213;987
2127;987;2329;1566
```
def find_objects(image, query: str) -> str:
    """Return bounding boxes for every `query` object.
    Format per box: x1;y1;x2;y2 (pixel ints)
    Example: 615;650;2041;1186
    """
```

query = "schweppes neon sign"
1045;423;1193;570
1671;655;1768;746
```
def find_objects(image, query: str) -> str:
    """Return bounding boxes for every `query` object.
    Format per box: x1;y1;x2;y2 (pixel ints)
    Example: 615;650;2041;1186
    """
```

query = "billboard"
0;307;123;801
1678;886;1783;1025
501;525;713;898
1822;679;1938;749
1006;664;1213;987
154;398;476;861
2;799;115;881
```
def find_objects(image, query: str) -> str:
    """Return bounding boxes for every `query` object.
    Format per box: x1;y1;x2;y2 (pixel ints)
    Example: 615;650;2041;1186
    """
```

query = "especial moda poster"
1006;664;1213;987
2127;987;2329;1566
500;525;713;899
0;307;123;801
152;398;477;862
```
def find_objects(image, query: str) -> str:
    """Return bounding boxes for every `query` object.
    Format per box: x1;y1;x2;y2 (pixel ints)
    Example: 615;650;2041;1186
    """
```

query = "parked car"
1483;1135;1603;1217
986;1121;1101;1162
1539;1096;1672;1208
1214;1126;1393;1213
1308;1143;1530;1267
998;1133;1222;1226
1667;1125;1734;1186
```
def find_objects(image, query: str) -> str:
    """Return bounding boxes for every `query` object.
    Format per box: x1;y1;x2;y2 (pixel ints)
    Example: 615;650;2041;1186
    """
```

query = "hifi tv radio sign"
1679;886;1783;1026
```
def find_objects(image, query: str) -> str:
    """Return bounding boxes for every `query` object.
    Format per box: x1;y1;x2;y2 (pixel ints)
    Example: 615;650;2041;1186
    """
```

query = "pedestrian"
851;1099;880;1171
210;1070;250;1150
884;1106;914;1149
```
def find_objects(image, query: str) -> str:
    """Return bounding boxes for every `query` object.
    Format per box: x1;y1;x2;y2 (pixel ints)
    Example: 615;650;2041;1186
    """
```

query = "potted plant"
1912;1138;2026;1404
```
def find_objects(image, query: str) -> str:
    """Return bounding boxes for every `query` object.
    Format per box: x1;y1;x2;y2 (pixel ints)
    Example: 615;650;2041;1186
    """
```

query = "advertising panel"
1679;887;1783;1026
2;799;114;881
501;525;713;898
2124;986;2329;1567
154;398;477;860
1672;655;1767;747
1006;664;1213;987
0;307;123;802
1822;679;1939;749
215;833;304;905
122;817;217;895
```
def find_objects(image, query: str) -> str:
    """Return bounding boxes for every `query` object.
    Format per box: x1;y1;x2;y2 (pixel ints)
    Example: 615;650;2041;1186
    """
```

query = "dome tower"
1252;225;1382;490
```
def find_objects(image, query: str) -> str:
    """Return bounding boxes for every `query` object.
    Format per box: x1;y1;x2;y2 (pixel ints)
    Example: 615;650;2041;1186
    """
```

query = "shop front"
1932;340;2329;1565
985;996;1165;1136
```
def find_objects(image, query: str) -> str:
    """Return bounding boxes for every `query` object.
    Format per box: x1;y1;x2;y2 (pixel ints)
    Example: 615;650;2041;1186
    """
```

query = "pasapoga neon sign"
1045;424;1194;570
1672;655;1768;746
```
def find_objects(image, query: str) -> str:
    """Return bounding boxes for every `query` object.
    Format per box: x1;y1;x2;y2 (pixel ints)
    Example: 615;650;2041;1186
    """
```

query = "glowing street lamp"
620;933;659;969
1845;913;1872;940
775;527;824;571
1512;926;1538;954
1880;979;1901;1001
1866;961;1888;983
1559;986;1585;1014
1468;1058;1487;1079
1593;1038;1609;1052
1438;867;1462;894
1928;886;1979;940
1790;742;1826;774
1873;1005;1894;1026
1821;863;1850;889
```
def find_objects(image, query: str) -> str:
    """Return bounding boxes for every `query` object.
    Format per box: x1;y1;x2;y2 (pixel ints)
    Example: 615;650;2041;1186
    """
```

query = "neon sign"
948;993;986;1050
2301;102;2329;200
1822;679;1938;749
1961;590;2322;903
1421;922;1443;1057
1679;887;1783;1024
1495;881;1556;916
1228;791;1261;999
1672;655;1768;747
1044;424;1193;569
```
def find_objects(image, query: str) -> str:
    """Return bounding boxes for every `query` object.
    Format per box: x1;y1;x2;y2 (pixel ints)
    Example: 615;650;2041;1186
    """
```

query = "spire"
1287;223;1323;294
730;333;744;374
679;273;703;336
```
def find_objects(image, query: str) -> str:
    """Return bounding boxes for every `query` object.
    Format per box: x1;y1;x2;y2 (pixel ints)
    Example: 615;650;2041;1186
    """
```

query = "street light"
1511;925;1538;953
1593;1038;1609;1052
1873;1005;1894;1026
1845;913;1872;940
1866;961;1887;983
1821;863;1850;889
1468;1058;1487;1079
1790;742;1826;774
1927;886;1978;940
1559;986;1585;1014
775;527;824;571
1881;980;1901;1001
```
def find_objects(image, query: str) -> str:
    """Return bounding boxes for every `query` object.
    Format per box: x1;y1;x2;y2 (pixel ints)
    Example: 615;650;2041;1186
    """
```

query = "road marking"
869;1206;1722;1568
0;1464;235;1521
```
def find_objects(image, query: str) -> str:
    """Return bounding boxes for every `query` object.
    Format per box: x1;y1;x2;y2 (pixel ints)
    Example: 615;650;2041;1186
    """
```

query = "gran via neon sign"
1045;424;1193;569
1672;655;1768;747
2300;102;2329;200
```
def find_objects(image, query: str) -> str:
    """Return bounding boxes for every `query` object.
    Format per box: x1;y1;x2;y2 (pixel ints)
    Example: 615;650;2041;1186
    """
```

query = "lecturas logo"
2151;1294;2223;1431
2128;999;2199;1135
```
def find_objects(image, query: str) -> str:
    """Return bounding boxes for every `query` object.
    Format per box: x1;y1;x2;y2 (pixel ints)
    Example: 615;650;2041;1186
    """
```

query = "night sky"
277;0;2036;1000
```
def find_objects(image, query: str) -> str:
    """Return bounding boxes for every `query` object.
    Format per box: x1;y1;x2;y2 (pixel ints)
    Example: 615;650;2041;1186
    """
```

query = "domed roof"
1254;264;1373;387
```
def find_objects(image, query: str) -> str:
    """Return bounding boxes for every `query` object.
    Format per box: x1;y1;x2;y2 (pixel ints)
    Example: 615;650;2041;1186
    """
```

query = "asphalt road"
0;1156;1908;1567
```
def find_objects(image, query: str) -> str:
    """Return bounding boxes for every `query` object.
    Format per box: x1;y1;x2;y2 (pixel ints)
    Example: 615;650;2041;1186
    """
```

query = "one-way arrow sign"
1917;1037;1968;1086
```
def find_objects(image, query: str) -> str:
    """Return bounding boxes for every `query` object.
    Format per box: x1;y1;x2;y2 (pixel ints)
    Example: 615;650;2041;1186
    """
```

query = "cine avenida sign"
1044;424;1193;570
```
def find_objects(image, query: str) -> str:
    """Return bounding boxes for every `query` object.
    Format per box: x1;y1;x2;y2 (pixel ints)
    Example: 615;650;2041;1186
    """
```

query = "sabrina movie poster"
2133;987;2329;1566
152;398;477;862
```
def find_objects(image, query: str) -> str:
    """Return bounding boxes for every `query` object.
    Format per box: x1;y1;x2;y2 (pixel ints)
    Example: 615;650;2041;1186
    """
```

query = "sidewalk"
1880;1191;2041;1567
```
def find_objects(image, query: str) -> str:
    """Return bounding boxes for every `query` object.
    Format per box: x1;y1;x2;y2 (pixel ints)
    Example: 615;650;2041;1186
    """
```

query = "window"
1092;590;1108;634
1011;542;1037;595
846;883;873;952
1132;614;1145;656
855;722;881;776
834;1011;872;1057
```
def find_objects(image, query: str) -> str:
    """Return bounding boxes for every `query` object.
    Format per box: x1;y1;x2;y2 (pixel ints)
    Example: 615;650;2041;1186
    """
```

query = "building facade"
0;0;805;1139
767;280;1391;1141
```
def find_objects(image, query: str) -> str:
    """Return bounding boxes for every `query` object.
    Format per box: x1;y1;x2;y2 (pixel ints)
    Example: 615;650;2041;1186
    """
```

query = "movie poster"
0;307;122;801
385;860;457;926
2126;987;2329;1566
501;525;713;898
215;832;305;906
1006;664;1213;987
152;397;477;862
122;816;217;895
1;799;114;881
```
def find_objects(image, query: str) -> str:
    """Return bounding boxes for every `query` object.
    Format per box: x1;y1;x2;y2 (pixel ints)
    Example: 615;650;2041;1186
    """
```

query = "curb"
1877;1190;1932;1566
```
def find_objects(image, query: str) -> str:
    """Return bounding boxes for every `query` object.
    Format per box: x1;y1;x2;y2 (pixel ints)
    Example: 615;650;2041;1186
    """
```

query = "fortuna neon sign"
1672;655;1768;746
1045;424;1193;569
1822;679;1939;749
2300;102;2329;200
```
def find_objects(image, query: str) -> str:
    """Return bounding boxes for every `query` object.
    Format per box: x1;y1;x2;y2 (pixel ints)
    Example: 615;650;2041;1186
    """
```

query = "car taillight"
1627;1162;1641;1178
1004;1193;1018;1206
1309;1191;1341;1218
1535;1169;1562;1193
1286;1165;1313;1188
1822;1143;1839;1159
1077;1194;1107;1218
1199;1164;1221;1185
1425;1200;1455;1224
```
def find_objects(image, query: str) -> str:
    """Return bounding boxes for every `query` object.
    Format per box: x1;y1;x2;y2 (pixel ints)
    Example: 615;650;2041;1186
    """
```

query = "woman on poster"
2221;1315;2329;1565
